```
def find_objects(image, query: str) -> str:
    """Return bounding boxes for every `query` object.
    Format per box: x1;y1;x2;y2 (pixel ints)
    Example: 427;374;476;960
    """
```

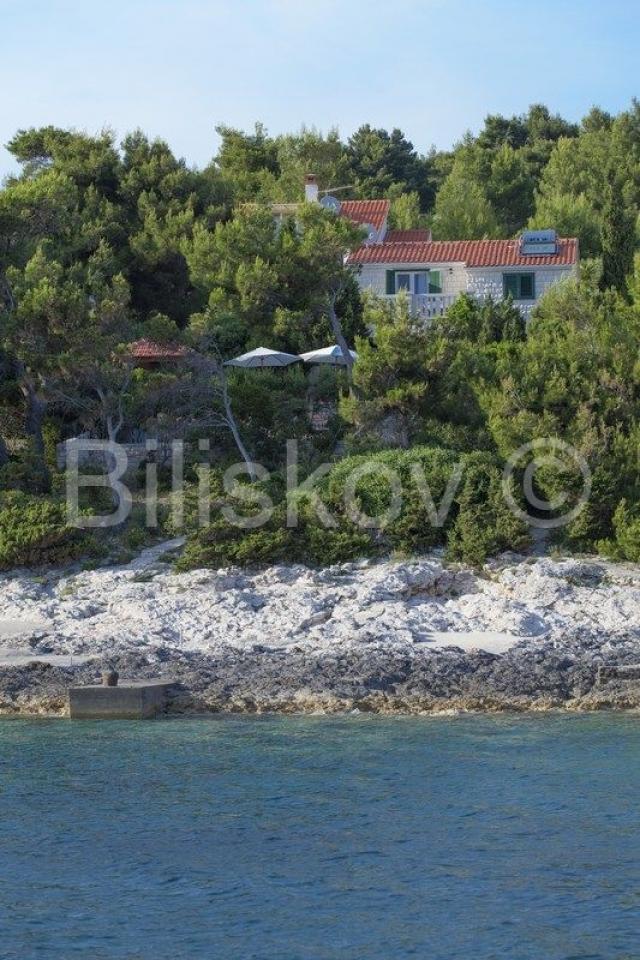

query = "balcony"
383;293;536;323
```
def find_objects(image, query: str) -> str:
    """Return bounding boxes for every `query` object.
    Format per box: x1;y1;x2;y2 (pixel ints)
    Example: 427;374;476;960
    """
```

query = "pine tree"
599;170;635;297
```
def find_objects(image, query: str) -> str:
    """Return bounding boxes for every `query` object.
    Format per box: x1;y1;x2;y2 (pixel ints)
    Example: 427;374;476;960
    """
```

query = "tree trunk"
106;415;123;444
20;375;51;490
0;433;9;468
222;382;257;481
328;291;354;379
22;380;47;458
97;374;130;445
0;271;15;314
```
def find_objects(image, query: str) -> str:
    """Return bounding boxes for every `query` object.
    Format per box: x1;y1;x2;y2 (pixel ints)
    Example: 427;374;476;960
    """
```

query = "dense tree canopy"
2;101;640;567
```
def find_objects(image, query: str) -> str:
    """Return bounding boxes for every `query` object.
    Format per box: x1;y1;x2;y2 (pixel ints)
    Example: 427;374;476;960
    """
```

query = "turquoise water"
1;715;639;960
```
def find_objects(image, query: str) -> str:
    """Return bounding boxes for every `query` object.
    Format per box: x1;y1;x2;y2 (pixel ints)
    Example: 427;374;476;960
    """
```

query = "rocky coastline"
2;545;640;717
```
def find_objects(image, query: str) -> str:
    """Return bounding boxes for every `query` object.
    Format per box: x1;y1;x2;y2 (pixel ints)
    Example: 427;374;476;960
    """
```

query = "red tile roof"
128;339;188;362
340;199;390;232
385;229;432;243
348;237;579;268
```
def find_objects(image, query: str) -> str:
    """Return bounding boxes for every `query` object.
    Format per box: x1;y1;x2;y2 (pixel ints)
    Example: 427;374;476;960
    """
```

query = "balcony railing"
517;302;536;323
383;293;537;322
382;293;457;319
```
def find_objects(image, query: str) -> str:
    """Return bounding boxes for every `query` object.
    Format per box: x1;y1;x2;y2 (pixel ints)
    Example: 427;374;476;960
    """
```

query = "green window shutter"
429;270;442;294
520;273;535;299
385;270;396;295
503;274;519;298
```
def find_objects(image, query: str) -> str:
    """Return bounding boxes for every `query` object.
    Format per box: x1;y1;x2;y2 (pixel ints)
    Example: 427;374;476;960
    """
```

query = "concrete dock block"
69;681;174;719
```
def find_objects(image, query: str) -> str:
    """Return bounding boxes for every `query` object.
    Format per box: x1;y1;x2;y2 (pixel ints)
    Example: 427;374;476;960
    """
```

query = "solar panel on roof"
520;229;558;255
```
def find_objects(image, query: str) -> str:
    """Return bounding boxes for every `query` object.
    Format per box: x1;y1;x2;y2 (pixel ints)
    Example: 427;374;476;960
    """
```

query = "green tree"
480;279;640;546
272;127;352;201
580;106;613;134
528;191;601;257
347;125;434;209
184;203;364;361
341;294;431;446
599;170;636;296
214;123;280;201
388;191;423;230
432;159;499;239
487;145;535;235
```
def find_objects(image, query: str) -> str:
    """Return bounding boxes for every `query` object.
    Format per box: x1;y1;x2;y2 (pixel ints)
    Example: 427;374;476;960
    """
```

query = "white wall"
356;262;577;304
466;265;577;304
356;262;466;297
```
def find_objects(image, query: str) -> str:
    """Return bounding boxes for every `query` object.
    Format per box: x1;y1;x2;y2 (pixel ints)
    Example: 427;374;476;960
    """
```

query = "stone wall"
56;438;174;474
466;265;577;305
357;262;467;297
356;262;577;312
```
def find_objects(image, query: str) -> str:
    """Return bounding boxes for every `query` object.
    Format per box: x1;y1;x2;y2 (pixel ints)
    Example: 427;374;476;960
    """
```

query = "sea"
0;714;638;960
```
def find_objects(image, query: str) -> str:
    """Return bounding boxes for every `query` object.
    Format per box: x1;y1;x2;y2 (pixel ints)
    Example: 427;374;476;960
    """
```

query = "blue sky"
1;0;638;178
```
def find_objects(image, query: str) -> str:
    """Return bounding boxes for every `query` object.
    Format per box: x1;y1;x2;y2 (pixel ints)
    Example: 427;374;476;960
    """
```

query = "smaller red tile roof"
348;237;579;268
385;229;432;243
340;199;390;232
128;339;188;362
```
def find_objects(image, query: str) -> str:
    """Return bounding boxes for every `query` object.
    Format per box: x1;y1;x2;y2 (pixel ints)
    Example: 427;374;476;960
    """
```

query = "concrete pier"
69;681;174;719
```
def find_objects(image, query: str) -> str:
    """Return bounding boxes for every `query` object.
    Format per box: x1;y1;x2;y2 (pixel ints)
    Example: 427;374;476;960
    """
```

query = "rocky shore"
2;545;640;716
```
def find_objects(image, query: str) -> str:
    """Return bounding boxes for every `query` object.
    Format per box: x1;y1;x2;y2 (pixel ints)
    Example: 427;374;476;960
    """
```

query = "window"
386;270;442;295
503;273;535;300
414;272;428;295
396;272;428;294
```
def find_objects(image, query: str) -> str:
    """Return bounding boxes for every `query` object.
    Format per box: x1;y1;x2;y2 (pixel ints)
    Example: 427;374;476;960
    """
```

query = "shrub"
0;446;51;494
177;445;530;570
123;523;151;551
446;456;530;566
294;500;377;566
0;491;96;570
610;499;640;562
176;500;378;572
176;504;294;571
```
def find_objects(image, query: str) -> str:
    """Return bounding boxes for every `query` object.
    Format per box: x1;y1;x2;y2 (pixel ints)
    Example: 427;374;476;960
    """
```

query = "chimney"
304;173;319;203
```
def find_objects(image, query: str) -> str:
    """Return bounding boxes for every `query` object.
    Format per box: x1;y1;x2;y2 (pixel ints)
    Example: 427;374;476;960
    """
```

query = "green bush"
176;500;377;571
178;445;531;570
0;446;51;494
304;523;375;566
0;491;96;570
609;499;640;562
327;447;529;566
176;503;294;570
446;456;530;565
123;523;151;551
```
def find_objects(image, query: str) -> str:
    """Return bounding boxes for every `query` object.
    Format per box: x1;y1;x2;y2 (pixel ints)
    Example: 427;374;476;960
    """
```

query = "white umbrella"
299;345;358;366
224;347;301;368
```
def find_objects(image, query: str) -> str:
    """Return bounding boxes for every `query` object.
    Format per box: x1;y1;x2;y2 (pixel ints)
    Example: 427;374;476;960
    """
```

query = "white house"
338;195;579;321
280;177;579;321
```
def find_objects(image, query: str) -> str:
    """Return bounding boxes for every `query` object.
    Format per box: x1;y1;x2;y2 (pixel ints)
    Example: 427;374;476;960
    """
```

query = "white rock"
1;552;640;662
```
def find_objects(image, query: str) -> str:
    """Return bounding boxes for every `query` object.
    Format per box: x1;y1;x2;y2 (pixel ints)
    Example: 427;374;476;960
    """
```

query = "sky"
1;0;639;178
